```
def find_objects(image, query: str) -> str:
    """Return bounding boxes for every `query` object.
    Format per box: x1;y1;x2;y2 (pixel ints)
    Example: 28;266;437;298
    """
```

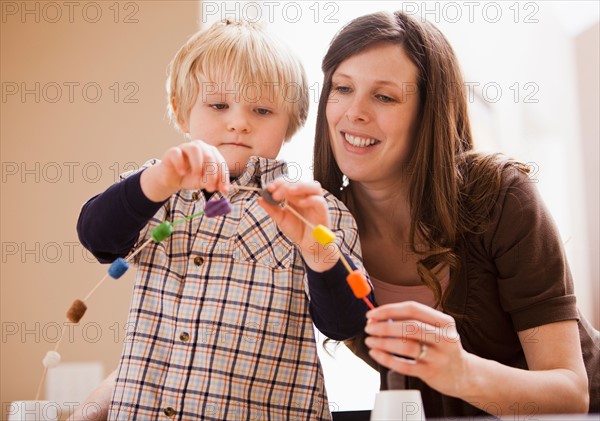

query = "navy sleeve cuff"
77;170;167;263
305;252;374;340
121;170;167;219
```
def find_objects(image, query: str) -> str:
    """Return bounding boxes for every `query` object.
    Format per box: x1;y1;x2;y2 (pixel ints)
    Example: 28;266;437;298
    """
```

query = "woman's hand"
259;178;335;272
364;301;473;398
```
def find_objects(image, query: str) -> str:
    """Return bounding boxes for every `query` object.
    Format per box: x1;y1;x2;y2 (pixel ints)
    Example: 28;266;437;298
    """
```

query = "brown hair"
313;11;528;309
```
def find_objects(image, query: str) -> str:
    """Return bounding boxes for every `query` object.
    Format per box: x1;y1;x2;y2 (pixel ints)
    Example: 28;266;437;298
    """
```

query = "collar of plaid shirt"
234;155;288;188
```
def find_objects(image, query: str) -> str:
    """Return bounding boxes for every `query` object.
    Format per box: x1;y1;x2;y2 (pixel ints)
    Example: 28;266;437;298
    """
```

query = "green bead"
151;221;173;243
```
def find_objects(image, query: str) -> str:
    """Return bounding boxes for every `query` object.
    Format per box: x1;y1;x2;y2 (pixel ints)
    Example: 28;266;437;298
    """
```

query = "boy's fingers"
210;146;230;193
181;142;205;177
258;198;284;222
267;181;323;202
296;196;328;224
164;147;187;176
201;147;222;192
298;195;327;207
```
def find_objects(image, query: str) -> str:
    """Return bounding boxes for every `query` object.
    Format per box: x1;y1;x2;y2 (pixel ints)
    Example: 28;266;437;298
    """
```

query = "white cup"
7;400;60;421
370;390;425;421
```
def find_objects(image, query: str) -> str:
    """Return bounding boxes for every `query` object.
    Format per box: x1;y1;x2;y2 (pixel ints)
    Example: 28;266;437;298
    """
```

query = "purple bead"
108;257;129;279
205;197;232;217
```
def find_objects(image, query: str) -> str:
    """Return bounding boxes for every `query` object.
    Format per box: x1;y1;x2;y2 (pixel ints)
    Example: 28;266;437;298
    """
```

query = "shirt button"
180;332;190;342
193;256;204;266
163;407;176;417
191;191;199;201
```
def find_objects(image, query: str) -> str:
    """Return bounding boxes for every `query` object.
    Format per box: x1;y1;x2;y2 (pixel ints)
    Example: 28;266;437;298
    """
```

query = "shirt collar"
233;156;288;189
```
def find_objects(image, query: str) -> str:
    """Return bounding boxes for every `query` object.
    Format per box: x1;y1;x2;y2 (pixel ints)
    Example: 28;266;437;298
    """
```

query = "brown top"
347;169;599;416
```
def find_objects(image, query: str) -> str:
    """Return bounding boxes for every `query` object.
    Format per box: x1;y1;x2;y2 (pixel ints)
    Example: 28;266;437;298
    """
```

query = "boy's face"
183;77;290;178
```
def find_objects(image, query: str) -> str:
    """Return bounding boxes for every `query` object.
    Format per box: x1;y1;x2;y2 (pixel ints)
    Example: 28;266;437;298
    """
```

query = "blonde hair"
167;20;308;141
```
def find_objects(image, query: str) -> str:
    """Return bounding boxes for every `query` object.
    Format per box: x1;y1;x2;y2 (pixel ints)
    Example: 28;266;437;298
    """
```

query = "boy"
77;20;365;420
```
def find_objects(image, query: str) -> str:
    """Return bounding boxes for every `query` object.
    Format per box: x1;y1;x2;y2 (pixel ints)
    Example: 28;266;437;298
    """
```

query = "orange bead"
346;270;371;298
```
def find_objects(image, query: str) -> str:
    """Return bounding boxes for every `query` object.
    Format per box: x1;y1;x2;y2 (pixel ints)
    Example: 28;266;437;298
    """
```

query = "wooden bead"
66;299;87;323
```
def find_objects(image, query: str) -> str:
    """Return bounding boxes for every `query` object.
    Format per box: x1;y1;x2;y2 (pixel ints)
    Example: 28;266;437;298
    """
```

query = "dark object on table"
332;410;371;421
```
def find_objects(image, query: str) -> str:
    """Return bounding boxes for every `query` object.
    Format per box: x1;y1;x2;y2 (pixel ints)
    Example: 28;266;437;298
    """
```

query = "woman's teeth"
344;133;378;147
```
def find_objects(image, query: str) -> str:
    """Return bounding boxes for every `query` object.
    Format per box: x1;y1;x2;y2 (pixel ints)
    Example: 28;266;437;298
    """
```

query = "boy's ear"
171;99;189;133
179;119;190;134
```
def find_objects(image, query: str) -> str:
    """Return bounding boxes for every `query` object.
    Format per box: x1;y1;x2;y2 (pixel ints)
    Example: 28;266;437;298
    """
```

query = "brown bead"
66;299;87;323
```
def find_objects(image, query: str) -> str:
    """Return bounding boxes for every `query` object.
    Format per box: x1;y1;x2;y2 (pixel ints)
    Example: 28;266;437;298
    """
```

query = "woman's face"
326;43;420;185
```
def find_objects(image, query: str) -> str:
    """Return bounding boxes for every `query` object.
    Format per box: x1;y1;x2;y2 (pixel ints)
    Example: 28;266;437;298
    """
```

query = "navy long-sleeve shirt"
76;171;372;340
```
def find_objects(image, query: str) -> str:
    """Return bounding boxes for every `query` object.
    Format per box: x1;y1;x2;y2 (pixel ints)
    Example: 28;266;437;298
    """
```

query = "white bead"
42;350;61;368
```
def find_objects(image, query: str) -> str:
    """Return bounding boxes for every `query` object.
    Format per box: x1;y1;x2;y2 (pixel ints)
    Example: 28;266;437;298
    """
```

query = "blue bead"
108;257;129;279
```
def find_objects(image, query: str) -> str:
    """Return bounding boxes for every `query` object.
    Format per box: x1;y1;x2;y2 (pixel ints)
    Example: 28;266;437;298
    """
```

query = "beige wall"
1;1;199;416
575;21;600;327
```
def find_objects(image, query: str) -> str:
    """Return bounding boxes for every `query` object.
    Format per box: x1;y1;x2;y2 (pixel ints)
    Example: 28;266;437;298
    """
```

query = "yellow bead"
311;224;336;246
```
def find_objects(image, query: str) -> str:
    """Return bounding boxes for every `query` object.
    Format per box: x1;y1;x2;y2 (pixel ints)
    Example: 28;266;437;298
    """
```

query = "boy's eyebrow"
201;91;282;107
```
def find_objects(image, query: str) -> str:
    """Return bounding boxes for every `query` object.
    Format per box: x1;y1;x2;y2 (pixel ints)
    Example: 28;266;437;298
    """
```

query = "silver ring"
416;343;428;361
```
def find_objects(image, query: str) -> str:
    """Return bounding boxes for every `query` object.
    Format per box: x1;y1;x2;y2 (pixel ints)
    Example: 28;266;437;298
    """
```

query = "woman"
306;10;598;418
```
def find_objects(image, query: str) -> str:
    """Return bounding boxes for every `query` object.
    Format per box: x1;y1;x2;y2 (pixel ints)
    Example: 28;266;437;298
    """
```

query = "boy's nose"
227;112;251;133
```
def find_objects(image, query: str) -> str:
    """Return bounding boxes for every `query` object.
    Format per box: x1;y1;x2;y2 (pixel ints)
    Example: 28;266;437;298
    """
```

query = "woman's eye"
376;94;396;103
334;85;352;94
210;103;228;110
255;108;271;115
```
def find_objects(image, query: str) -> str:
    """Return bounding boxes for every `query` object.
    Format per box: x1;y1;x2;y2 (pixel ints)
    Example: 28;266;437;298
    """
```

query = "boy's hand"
141;140;231;202
259;178;336;272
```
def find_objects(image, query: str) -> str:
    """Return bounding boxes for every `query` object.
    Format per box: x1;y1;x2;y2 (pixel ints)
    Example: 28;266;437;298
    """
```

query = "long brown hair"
314;11;528;308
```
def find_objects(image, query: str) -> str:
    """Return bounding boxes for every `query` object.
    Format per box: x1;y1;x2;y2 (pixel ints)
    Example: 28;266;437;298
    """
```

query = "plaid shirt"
107;156;363;420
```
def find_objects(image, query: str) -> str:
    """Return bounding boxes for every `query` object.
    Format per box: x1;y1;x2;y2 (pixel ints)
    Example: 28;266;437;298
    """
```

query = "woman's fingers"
364;336;424;360
363;303;471;397
368;349;428;377
367;301;456;330
364;319;448;345
365;304;460;351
